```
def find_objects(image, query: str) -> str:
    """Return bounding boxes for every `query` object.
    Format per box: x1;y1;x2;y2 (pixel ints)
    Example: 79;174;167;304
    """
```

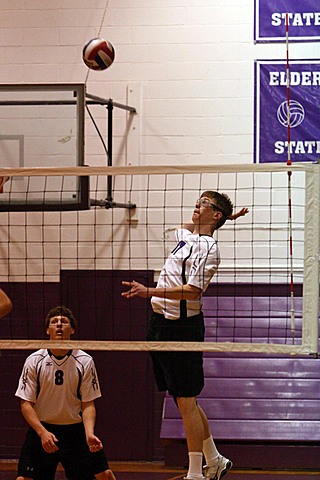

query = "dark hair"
201;190;233;229
45;306;77;330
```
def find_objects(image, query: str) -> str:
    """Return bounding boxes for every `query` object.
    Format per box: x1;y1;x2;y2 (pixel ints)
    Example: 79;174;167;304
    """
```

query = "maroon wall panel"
0;271;162;462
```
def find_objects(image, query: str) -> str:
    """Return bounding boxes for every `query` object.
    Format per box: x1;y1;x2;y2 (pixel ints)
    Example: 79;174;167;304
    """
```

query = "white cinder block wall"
0;0;314;281
1;0;316;166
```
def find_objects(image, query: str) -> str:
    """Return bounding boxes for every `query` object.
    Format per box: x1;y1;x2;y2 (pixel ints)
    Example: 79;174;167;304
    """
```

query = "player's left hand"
87;434;103;452
228;207;249;220
121;280;149;298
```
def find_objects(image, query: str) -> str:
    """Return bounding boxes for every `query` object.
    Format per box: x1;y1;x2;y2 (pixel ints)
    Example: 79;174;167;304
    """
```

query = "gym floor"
1;461;320;480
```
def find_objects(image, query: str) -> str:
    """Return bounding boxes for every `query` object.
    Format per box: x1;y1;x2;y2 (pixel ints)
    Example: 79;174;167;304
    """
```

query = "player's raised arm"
228;207;249;221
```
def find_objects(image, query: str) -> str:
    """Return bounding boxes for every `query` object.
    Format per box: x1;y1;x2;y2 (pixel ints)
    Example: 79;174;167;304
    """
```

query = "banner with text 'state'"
255;0;320;43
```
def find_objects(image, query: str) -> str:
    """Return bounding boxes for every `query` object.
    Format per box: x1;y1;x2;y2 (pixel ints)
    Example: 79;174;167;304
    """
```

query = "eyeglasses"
196;198;226;216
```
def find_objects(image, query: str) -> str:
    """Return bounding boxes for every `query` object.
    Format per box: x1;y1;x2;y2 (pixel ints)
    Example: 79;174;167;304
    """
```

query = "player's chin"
53;333;63;339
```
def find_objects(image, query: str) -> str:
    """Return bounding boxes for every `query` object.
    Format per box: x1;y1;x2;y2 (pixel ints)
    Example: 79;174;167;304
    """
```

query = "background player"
15;305;116;480
122;191;248;480
0;287;12;318
0;174;13;319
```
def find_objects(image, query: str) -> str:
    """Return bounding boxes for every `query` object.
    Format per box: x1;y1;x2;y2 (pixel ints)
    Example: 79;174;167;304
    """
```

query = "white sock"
203;435;219;466
187;451;204;479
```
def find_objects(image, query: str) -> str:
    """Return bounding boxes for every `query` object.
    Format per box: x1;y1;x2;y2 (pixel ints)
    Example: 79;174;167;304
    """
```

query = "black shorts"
17;422;109;480
147;311;205;397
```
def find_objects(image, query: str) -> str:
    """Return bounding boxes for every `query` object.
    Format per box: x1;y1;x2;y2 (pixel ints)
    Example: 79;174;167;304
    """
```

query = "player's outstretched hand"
87;434;103;452
228;207;249;220
121;280;149;298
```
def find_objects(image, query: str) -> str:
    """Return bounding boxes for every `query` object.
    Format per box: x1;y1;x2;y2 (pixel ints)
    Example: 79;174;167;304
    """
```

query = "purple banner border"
254;59;320;164
254;0;320;43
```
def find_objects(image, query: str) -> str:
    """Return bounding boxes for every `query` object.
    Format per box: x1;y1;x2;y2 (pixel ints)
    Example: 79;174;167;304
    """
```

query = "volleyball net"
0;163;319;355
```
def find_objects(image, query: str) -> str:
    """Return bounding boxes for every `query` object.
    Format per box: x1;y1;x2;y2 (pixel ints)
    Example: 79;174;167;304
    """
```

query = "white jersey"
15;349;101;425
151;228;220;320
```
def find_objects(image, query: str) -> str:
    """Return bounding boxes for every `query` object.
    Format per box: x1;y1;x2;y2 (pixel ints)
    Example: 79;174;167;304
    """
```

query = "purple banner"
255;0;320;42
254;60;320;163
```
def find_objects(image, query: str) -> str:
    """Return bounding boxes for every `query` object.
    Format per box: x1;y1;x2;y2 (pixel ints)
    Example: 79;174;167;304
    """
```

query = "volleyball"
82;37;115;71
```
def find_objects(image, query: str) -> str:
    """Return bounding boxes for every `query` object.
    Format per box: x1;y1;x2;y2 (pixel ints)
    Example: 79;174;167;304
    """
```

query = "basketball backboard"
0;83;89;211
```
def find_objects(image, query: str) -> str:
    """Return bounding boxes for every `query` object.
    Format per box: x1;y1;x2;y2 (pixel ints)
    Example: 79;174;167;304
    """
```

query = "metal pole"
107;100;113;203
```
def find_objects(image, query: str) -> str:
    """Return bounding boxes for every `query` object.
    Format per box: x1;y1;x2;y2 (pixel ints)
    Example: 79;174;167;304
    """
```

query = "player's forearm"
148;284;201;300
82;401;97;437
122;280;202;300
20;400;47;436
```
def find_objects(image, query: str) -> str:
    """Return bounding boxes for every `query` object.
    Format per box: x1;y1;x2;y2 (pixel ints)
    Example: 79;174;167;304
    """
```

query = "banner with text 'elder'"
255;0;320;42
254;60;320;164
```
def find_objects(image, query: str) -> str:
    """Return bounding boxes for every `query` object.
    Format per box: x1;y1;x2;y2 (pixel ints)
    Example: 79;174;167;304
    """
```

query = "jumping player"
15;306;116;480
122;191;248;480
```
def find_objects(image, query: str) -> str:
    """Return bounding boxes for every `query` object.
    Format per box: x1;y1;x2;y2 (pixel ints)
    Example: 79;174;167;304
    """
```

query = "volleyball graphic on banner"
82;37;115;71
277;100;305;128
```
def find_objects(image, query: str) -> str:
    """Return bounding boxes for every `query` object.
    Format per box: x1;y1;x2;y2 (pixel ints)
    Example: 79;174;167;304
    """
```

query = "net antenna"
86;93;137;211
285;12;295;344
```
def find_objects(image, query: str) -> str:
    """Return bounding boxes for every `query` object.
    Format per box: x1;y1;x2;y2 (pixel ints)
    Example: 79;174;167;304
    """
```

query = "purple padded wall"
160;283;320;468
0;271;160;462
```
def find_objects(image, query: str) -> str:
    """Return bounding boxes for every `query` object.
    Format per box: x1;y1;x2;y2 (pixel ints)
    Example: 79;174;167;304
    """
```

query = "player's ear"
213;210;222;221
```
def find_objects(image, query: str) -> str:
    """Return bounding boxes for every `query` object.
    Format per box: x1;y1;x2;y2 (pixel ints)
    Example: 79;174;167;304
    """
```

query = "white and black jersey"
15;349;101;425
151;228;220;320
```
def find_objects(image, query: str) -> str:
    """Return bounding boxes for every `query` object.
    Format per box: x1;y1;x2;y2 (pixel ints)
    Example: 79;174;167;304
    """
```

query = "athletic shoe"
203;455;233;480
183;476;205;480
